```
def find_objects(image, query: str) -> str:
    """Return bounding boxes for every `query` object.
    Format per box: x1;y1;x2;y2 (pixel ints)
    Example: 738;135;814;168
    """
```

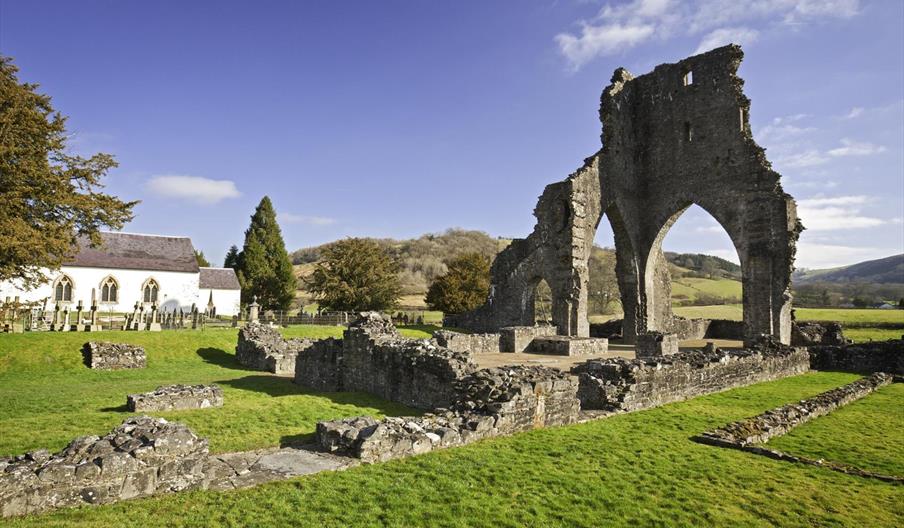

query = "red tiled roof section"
65;232;200;273
199;267;241;290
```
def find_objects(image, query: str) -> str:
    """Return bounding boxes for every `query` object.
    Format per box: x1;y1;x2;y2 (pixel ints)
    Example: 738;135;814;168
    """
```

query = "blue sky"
2;0;902;269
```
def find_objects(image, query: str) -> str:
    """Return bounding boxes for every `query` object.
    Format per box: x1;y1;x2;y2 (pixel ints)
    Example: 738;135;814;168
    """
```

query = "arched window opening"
590;213;622;326
142;279;160;303
100;277;118;303
659;204;742;323
533;279;553;326
54;275;73;302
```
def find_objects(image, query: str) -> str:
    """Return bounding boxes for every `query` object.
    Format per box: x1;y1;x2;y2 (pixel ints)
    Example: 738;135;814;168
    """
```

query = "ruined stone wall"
571;343;810;411
294;313;477;409
433;330;501;355
127;385;224;412
809;339;903;375
791;321;847;347
0;416;208;518
453;45;799;346
316;365;580;463
82;342;146;370
499;325;557;352
236;323;312;375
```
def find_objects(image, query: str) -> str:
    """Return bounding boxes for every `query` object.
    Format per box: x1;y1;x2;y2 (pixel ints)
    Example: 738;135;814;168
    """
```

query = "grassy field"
767;382;904;477
671;277;742;302
0;326;432;456
1;370;900;527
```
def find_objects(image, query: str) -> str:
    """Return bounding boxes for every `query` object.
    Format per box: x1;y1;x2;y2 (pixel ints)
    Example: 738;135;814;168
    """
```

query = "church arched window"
100;276;118;303
54;275;74;302
142;278;159;303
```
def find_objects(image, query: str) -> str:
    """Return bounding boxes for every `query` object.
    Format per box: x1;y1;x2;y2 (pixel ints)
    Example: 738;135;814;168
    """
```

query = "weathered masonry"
451;45;801;346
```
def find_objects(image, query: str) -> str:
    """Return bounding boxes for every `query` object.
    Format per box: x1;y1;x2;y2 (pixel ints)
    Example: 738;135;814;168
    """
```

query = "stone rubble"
236;322;313;374
127;384;224;412
81;341;146;370
0;416;208;517
791;321;848;347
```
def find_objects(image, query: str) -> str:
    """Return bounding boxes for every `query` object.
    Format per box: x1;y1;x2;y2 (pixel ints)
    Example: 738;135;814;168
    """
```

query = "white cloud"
279;213;336;226
555;23;655;70
775;149;830;168
826;138;886;157
844;106;864;119
796;242;892;269
694;225;725;234
694;27;759;54
555;0;862;70
145;175;240;205
797;194;888;231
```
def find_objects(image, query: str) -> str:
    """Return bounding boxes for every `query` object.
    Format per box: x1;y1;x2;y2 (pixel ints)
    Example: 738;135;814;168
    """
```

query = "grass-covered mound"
0;327;431;455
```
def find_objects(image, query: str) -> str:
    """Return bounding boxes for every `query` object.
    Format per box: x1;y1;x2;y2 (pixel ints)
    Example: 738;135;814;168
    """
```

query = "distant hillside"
794;254;904;284
665;252;741;280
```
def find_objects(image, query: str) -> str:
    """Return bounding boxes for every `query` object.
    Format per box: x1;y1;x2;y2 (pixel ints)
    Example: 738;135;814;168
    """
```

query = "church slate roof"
65;232;200;273
199;267;241;290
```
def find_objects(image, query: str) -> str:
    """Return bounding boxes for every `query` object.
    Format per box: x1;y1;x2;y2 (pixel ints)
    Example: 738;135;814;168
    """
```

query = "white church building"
0;232;242;317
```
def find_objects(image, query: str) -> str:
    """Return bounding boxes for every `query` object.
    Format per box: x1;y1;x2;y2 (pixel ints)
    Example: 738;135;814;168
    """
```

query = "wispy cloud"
826;138;886;157
694;27;759;54
797;194;889;231
145;175;241;205
555;0;861;70
279;212;336;226
843;106;864;119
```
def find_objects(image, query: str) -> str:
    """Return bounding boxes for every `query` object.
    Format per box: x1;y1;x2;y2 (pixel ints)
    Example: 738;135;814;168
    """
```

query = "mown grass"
766;382;904;477
671;277;742;302
844;327;904;342
794;308;904;325
4;371;902;527
0;327;431;456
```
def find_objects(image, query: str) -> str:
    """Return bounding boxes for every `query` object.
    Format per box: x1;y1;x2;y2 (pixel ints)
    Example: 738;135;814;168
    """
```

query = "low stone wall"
526;336;608;356
589;318;745;341
669;317;710;340
499;325;557;353
236;323;312;375
571;343;810;411
433;330;502;355
127;385;224;412
809;339;904;375
791;321;847;347
0;416;208;518
82;342;146;370
316;365;580;463
295;313;477;409
635;332;679;358
696;373;893;447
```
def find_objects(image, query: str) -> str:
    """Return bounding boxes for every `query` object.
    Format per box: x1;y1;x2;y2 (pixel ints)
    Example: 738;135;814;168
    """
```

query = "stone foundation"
433;330;502;355
809;339;904;375
236;323;312;374
81;342;146;370
316;365;580;463
127;385;224;412
571;343;810;411
635;332;679;358
0;416;208;518
525;336;608;356
499;325;557;353
294;313;477;409
791;321;847;347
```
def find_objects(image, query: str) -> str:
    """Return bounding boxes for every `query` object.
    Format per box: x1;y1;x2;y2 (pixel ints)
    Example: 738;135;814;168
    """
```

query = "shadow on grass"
279;432;315;448
99;403;130;413
196;347;256;371
216;375;301;396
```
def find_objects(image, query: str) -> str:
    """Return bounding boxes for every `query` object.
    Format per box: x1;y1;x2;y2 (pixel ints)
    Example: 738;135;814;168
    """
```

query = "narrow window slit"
683;70;693;86
685;122;693;142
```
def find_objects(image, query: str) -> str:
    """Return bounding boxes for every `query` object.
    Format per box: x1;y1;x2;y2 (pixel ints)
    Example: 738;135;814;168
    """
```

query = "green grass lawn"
671;277;742;302
766;382;904;477
0;326;431;456
3;371;901;527
794;308;904;325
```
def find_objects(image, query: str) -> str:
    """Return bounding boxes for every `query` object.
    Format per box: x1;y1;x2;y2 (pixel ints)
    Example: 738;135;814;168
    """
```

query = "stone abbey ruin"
450;44;800;347
2;46;901;518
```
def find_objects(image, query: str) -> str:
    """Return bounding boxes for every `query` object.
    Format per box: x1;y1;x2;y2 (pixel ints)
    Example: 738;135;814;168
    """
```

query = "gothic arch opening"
532;278;553;326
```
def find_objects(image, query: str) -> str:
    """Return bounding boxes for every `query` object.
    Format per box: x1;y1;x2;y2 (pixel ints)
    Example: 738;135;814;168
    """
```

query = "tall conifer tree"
223;245;239;269
236;197;296;310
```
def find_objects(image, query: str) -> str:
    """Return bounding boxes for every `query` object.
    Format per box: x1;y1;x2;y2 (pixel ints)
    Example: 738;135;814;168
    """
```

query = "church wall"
0;266;199;314
198;288;241;317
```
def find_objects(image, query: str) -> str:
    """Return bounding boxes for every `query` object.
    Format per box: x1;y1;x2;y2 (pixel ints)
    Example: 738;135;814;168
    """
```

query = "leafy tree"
425;252;491;314
223;245;239;269
194;250;210;267
307;238;401;312
235;197;296;310
0;55;136;287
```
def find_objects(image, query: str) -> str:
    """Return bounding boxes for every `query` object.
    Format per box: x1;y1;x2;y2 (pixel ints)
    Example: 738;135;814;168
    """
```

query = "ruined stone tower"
451;45;801;346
